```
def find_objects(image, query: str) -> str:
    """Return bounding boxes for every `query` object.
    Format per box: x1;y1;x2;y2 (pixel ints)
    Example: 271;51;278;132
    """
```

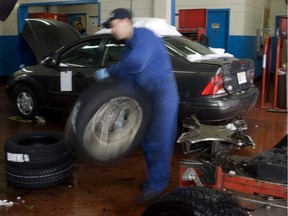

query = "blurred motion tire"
66;78;151;162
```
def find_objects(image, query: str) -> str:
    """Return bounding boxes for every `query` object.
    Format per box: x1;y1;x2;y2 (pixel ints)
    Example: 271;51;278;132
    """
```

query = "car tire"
14;85;39;119
4;131;72;168
142;187;249;216
6;160;73;189
66;78;151;162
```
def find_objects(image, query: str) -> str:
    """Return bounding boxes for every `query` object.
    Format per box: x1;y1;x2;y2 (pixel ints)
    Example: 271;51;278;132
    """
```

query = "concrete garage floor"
0;80;287;216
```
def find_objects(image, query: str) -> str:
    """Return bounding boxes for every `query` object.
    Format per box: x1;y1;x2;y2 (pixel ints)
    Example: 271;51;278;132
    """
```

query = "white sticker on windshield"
60;71;72;91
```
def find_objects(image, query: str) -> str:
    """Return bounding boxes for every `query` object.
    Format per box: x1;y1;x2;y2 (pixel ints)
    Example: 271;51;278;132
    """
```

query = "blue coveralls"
108;28;179;193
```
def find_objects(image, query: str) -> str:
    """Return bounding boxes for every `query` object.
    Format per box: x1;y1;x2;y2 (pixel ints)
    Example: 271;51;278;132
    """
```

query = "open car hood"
22;19;82;63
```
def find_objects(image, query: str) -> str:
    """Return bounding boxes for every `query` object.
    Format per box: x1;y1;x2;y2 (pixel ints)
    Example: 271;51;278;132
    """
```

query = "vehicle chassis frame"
177;116;288;211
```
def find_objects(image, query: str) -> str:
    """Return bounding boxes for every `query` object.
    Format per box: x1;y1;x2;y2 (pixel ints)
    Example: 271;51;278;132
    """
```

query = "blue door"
207;9;229;50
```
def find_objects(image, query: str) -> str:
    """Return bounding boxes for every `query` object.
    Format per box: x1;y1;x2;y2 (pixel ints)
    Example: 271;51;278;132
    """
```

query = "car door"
41;38;103;111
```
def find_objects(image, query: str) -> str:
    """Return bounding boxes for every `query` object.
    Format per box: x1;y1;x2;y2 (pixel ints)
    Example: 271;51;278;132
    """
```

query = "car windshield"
164;36;213;58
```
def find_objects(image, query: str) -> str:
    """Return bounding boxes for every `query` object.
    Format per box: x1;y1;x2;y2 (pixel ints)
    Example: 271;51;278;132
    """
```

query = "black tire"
4;131;72;168
6;160;73;189
142;187;249;216
273;134;287;149
13;85;39;119
66;78;151;162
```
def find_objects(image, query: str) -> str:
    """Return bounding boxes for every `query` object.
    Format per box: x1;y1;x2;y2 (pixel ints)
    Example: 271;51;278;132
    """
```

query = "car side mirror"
42;57;57;67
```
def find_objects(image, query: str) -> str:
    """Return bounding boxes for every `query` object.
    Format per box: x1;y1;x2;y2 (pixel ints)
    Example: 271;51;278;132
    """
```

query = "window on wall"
67;13;87;33
263;8;270;28
19;1;99;35
262;8;270;39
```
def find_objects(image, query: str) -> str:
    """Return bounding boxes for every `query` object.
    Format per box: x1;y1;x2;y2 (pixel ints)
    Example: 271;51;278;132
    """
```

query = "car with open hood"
6;18;259;127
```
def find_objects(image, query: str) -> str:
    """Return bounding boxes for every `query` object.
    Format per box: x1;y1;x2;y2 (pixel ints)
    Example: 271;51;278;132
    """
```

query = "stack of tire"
4;131;73;189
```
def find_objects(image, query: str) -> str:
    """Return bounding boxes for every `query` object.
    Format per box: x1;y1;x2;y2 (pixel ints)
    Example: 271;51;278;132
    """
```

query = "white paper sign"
60;71;72;91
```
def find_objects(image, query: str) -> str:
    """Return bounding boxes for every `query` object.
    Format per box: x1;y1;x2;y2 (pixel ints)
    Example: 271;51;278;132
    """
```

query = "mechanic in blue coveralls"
97;8;179;202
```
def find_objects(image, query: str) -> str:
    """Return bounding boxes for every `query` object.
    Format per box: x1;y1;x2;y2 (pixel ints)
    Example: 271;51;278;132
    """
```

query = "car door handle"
73;72;85;78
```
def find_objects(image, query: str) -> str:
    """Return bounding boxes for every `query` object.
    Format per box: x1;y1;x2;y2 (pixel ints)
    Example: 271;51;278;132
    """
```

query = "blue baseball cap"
102;8;132;29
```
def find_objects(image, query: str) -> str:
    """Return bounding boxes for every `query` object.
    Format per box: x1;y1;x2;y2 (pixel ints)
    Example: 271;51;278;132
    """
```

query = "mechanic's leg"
141;96;178;195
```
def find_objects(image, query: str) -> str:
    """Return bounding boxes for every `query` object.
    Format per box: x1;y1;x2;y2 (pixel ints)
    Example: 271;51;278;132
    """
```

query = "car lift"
177;116;287;212
261;15;287;113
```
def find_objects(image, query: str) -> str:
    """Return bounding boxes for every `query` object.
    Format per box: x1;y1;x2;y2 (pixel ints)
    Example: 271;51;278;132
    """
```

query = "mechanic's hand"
95;68;109;80
19;64;26;69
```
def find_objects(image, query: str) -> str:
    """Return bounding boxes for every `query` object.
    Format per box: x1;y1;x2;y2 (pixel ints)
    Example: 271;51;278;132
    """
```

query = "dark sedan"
6;18;258;125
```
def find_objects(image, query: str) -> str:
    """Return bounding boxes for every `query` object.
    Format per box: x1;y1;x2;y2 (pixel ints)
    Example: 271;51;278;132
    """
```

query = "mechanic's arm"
108;31;158;78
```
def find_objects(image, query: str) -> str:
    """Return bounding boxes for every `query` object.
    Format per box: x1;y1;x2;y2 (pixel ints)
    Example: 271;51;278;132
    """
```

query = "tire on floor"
142;186;249;216
66;78;151;162
6;160;73;189
4;131;72;168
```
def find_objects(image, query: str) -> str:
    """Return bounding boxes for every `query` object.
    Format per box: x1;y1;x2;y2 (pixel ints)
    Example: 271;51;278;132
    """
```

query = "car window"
102;39;125;67
59;39;101;67
164;37;213;58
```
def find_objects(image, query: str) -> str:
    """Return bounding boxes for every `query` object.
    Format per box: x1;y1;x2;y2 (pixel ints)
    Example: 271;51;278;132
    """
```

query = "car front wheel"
14;85;38;119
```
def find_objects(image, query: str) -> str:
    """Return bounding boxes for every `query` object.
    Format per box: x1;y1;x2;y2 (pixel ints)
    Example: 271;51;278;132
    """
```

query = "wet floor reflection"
0;81;287;216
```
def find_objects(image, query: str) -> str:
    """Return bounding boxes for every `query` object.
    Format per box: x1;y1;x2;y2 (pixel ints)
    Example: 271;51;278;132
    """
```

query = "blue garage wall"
0;36;20;77
227;35;262;78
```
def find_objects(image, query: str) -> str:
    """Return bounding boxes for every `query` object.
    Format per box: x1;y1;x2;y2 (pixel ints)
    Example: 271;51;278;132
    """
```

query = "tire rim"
16;92;34;115
83;96;143;160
